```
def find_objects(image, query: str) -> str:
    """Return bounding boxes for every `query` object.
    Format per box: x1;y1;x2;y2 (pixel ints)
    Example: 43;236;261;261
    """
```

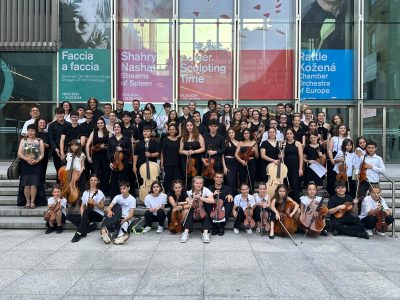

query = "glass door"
362;107;383;158
386;108;400;163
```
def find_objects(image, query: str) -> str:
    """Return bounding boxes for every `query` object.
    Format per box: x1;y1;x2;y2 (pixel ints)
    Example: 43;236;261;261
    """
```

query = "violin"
192;192;207;220
358;154;368;183
210;189;225;223
253;123;264;143
336;153;348;182
44;200;61;223
259;198;271;235
238;143;256;162
91;143;107;154
266;142;288;199
112;141;124;171
334;201;353;219
274;198;298;236
299;197;328;236
372;188;388;234
139;138;160;201
58;155;81;205
86;190;98;209
243;199;255;229
202;146;216;179
186;146;197;177
315;146;326;166
169;204;185;234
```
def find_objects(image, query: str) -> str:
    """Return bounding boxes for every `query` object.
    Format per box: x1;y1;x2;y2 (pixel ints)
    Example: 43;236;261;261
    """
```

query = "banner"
300;50;353;100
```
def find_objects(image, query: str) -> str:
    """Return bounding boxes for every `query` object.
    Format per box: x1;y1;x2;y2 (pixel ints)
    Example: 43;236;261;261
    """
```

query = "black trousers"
327;153;337;196
92;157;110;196
285;170;300;203
163;165;182;194
101;205;123;233
331;213;365;237
67;208;103;235
224;157;239;194
144;209;166;227
183;209;210;231
52;149;64;183
110;167;128;200
253;206;276;223
238;159;256;193
234;207;255;229
361;215;394;230
204;200;234;230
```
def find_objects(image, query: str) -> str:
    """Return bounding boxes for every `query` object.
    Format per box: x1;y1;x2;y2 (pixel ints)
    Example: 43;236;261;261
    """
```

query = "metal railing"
381;173;398;238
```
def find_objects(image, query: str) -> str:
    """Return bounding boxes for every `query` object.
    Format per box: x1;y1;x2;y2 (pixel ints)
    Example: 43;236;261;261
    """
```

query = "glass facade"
0;0;399;161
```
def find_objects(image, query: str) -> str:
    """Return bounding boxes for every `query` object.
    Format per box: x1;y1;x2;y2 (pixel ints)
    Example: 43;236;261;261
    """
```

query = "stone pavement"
1;230;400;299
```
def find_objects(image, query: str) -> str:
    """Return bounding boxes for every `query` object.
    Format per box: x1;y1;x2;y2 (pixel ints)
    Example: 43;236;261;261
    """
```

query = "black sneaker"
56;226;63;234
45;227;55;234
87;223;97;233
71;232;81;243
269;234;275;240
211;228;219;236
332;229;339;236
320;230;328;237
358;231;369;240
218;228;225;236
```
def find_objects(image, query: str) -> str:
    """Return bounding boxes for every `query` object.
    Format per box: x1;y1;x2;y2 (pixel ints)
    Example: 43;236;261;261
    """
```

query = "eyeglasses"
86;112;93;114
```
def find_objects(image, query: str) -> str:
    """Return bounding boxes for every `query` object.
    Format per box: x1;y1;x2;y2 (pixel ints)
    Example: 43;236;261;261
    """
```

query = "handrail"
381;173;398;238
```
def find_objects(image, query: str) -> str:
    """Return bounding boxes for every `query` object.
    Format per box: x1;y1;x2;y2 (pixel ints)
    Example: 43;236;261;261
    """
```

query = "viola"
266;142;288;199
169;205;185;234
274;199;298;236
186;146;197;177
299;197;328;236
192;192;207;220
334;201;353;219
202;146;216;179
112;141;124;171
243;199;255;229
139;138;160;201
210;189;225;223
336;153;348;182
239;143;256;162
58;155;81;205
259;199;271;235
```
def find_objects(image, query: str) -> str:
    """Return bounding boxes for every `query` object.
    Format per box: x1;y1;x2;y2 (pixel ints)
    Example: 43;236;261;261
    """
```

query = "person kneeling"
68;175;105;243
100;181;136;245
232;183;256;235
359;185;394;237
45;185;67;234
142;181;167;234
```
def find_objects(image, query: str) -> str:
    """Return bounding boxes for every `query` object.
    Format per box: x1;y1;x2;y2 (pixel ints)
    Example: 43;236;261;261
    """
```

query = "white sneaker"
142;226;152;234
156;226;164;234
373;229;385;236
100;228;111;244
113;235;125;245
122;233;130;241
233;228;240;234
203;232;210;243
246;228;253;235
366;229;373;236
180;232;189;243
256;227;261;234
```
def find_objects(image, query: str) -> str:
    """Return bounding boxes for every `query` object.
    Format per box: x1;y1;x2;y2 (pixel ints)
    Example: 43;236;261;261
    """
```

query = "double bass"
274;198;298;237
58;155;81;205
266;142;288;199
299;196;328;236
139;138;160;201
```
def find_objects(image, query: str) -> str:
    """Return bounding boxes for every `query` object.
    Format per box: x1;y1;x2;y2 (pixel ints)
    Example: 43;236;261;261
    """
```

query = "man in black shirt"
81;108;95;140
208;111;226;137
48;107;66;181
193;111;207;136
178;105;192;124
60;111;84;161
130;99;142;120
207;172;234;236
114;99;125;120
328;181;368;239
202;119;225;176
137;108;158;140
202;100;221;126
121;111;138;140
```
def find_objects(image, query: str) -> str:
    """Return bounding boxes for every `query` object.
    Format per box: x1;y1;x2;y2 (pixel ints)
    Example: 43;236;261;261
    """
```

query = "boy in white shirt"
100;181;136;245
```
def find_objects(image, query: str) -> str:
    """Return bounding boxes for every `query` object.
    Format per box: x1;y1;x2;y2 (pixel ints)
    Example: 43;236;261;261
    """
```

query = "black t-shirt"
161;138;180;167
81;120;95;137
167;191;189;208
208;184;232;202
135;139;160;167
62;124;83;146
328;193;354;221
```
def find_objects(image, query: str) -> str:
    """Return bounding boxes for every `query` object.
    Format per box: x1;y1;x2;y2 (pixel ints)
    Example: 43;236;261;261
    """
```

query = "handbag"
7;158;20;180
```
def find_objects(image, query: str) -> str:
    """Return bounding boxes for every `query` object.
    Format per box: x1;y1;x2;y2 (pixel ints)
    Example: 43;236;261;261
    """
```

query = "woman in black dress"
17;124;45;208
161;124;182;193
260;127;280;183
179;119;205;189
303;130;326;189
86;117;110;195
223;128;239;193
36;118;50;187
283;128;304;203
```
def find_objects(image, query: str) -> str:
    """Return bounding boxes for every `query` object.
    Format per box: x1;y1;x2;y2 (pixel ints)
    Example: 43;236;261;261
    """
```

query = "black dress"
284;141;300;203
304;144;325;186
162;138;182;193
238;145;256;193
181;140;202;189
259;140;279;183
92;131;110;195
224;141;239;193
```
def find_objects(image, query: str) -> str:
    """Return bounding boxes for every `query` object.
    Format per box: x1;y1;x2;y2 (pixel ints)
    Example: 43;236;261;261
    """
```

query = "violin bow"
278;219;298;246
131;134;140;189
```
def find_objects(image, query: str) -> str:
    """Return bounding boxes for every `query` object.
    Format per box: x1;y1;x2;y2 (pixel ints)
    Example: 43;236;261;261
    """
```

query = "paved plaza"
0;229;400;299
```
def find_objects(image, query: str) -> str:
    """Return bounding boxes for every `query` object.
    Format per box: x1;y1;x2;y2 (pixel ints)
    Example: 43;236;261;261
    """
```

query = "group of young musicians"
20;99;392;244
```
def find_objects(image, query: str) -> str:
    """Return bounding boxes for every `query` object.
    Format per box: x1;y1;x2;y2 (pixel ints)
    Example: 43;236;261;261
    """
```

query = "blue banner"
300;50;353;100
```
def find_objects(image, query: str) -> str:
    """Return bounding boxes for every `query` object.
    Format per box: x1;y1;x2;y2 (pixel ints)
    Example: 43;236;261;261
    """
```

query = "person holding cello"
232;183;257;235
327;181;369;239
180;176;214;243
259;127;280;183
359;184;393;237
108;122;131;199
167;180;190;234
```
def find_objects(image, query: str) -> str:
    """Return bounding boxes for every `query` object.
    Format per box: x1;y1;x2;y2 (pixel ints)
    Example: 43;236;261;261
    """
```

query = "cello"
210;189;225;223
274;198;298;237
139;138;160;201
299;196;329;236
58;155;81;205
266;142;288;199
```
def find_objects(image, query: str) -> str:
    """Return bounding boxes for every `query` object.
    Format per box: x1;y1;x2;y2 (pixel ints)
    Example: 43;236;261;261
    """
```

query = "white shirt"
331;136;346;153
333;151;360;177
144;193;167;215
47;197;67;215
355;154;385;183
78;117;86;124
359;195;389;220
260;129;284;146
300;195;322;207
253;193;271;205
21;119;35;134
66;153;86;172
157;114;168;134
233;194;256;210
111;194;136;218
81;190;105;216
187;187;213;199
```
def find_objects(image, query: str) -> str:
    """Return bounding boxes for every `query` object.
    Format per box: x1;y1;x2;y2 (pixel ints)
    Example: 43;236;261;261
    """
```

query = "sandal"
25;202;30;209
30;203;36;209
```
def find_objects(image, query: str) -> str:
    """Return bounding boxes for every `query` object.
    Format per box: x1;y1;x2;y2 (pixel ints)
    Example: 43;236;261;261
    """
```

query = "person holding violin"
68;174;105;243
253;182;276;238
108;122;131;199
270;184;299;238
223;128;239;193
206;172;234;236
260;127;280;183
299;182;328;236
327;181;369;239
45;185;67;234
333;138;359;198
167;179;190;233
181;176;214;243
142;181;167;234
64;139;86;199
359;185;393;237
202;119;225;185
179;119;205;190
232;183;257;234
86;117;110;196
161;124;182;193
235;128;259;193
303;130;326;189
59;111;85;163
